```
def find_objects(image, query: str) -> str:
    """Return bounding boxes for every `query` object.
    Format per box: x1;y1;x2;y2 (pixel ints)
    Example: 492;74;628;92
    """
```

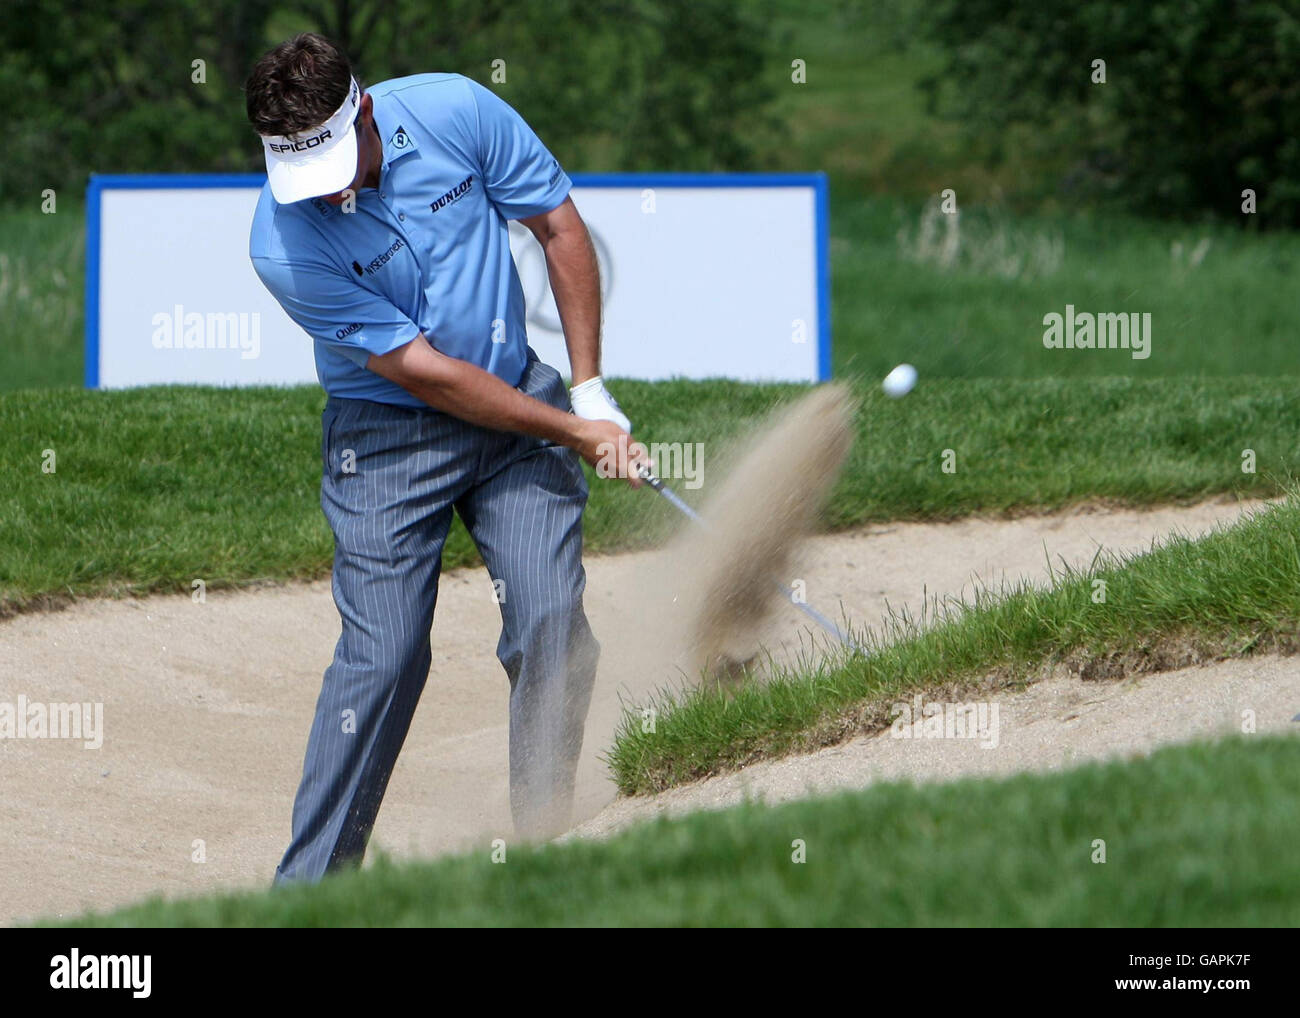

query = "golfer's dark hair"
245;32;355;136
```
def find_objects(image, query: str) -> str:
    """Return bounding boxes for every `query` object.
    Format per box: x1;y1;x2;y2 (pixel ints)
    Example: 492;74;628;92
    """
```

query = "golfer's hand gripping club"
572;419;648;487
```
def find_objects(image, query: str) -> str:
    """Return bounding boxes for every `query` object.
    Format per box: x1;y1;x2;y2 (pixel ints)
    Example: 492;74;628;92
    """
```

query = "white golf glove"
569;375;632;433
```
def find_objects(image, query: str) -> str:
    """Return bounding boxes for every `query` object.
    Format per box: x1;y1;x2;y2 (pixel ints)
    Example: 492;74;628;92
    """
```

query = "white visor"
261;77;361;203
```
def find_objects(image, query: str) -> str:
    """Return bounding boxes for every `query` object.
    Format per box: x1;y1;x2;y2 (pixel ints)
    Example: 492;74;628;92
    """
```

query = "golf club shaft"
637;465;865;654
641;471;700;521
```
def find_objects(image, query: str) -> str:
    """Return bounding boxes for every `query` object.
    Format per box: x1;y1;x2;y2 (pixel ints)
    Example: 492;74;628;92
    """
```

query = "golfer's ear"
358;92;374;124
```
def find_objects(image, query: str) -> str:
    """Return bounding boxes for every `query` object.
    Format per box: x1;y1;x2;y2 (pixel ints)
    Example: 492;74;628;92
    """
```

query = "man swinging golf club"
245;33;649;884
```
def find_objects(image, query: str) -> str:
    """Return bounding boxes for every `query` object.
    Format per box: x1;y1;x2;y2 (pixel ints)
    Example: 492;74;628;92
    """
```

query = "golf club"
635;462;866;655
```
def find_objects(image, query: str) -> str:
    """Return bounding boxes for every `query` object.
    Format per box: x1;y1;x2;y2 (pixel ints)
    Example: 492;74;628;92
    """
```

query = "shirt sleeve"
465;78;573;220
251;255;420;368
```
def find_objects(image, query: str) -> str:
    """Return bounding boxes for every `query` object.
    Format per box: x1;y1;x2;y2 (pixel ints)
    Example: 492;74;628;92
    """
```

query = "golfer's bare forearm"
543;226;601;385
521;198;601;385
367;334;583;446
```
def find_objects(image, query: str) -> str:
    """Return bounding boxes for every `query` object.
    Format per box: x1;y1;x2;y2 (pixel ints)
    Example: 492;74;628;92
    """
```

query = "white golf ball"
882;363;917;398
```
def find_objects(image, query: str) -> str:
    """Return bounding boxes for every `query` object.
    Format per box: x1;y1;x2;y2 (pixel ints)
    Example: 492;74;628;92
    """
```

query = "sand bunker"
0;495;1270;924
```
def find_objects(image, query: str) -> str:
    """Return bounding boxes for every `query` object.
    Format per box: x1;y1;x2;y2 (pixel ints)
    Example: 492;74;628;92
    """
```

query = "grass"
1;377;1292;613
830;198;1300;382
48;733;1300;927
0;205;83;390
607;492;1300;796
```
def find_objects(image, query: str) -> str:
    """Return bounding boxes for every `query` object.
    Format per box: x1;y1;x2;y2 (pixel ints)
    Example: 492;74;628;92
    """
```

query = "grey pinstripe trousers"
274;350;599;884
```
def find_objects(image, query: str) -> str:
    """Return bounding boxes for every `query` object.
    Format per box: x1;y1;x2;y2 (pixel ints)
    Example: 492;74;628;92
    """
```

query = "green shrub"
921;0;1300;226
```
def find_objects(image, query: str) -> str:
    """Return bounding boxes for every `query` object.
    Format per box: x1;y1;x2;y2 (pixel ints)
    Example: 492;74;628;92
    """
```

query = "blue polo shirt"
249;73;572;408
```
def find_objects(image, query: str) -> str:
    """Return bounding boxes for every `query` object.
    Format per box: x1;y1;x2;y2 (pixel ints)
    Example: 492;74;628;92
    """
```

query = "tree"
921;0;1300;227
2;0;777;204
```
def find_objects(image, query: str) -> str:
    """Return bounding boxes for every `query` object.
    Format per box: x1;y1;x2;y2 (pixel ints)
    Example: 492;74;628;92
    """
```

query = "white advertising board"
86;173;829;388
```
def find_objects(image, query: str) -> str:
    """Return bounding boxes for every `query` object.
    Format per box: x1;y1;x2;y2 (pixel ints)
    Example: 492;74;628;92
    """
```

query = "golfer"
245;33;647;884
